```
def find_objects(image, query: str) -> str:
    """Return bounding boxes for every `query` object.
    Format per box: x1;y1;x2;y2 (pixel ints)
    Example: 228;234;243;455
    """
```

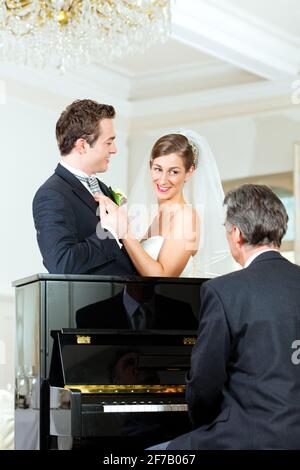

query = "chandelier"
0;1;171;71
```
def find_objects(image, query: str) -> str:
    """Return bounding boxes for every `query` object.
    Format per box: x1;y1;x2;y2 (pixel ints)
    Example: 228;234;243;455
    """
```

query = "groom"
32;99;136;275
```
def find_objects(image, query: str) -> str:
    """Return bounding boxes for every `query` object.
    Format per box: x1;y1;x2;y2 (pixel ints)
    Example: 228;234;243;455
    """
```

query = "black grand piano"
13;274;207;450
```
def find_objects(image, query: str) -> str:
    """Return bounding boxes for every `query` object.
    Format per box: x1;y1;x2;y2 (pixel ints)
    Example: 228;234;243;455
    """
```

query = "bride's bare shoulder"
170;205;200;241
173;205;199;224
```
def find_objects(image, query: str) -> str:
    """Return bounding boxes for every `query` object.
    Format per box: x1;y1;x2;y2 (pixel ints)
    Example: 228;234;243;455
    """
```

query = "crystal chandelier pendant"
0;1;171;72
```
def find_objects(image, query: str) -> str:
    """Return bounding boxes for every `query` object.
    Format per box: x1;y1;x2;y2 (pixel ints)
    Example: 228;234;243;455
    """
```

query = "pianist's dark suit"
168;251;300;450
32;164;136;275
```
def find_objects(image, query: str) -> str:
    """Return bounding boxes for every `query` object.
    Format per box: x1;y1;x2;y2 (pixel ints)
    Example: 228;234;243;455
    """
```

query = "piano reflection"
76;283;198;330
46;329;197;449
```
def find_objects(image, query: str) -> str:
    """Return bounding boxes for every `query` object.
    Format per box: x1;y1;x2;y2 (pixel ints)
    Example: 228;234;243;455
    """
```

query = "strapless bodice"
141;236;192;277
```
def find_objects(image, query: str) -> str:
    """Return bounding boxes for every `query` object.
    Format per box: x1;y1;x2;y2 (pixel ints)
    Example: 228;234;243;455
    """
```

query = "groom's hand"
98;196;128;240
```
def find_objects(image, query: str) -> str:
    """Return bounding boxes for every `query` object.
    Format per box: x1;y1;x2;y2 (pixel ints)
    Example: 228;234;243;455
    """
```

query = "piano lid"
49;329;197;393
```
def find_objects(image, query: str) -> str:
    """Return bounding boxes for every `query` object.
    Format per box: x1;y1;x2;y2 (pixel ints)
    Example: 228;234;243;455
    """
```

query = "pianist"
154;184;300;450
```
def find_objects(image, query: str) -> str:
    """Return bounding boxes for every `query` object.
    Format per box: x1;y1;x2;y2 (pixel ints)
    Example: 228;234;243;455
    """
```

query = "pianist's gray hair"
224;184;288;248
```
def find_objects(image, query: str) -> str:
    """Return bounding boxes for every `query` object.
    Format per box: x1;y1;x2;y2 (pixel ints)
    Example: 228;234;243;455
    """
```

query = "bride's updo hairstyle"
150;134;197;171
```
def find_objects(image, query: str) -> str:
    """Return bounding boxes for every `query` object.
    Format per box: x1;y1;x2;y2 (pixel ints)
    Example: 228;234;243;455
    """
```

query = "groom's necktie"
76;175;101;194
132;306;146;330
132;303;153;330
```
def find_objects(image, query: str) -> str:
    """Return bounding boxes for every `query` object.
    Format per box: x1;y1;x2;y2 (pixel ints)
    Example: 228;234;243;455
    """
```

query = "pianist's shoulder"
202;251;300;295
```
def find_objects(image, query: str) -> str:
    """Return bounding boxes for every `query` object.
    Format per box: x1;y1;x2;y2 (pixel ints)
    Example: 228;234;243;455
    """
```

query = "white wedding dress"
141;236;193;277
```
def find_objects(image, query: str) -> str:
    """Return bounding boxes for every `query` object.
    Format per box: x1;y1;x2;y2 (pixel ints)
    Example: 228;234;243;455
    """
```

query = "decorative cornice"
0;62;131;115
172;0;300;79
129;79;299;131
128;61;259;100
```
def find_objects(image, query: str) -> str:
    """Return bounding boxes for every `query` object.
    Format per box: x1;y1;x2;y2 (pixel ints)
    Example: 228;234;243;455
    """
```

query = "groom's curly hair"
56;99;115;155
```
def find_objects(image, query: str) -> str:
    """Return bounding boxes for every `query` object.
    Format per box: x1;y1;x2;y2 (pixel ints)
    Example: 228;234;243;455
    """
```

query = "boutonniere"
108;187;127;206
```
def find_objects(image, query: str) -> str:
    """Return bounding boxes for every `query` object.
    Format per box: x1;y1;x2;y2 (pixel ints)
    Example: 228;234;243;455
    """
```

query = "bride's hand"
94;194;118;212
98;196;128;239
93;192;101;203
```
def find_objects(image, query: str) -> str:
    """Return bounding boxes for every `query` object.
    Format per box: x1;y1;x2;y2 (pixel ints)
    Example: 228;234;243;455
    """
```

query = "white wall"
1;96;58;293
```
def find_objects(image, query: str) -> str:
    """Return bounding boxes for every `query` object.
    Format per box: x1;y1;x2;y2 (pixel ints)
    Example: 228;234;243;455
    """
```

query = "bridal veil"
127;129;233;278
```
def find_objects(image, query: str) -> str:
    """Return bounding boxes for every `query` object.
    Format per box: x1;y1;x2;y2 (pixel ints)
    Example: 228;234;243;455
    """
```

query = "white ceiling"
102;0;300;101
1;0;298;116
107;0;300;80
106;36;260;100
224;0;300;39
112;38;215;76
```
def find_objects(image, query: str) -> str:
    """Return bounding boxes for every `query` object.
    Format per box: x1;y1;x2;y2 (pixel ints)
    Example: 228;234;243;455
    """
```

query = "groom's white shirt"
60;160;100;196
60;159;122;248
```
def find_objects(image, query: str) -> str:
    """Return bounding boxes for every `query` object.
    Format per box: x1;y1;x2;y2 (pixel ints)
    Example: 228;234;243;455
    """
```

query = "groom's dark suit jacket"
168;251;300;450
32;164;136;275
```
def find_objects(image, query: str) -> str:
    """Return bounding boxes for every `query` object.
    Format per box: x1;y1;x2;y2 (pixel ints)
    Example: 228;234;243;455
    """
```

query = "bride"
97;130;231;278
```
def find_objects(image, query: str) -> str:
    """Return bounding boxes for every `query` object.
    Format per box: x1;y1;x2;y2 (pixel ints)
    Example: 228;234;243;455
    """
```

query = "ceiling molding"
129;79;297;130
0;62;131;114
2;61;296;132
130;58;217;79
129;61;260;100
171;0;300;80
210;0;300;46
